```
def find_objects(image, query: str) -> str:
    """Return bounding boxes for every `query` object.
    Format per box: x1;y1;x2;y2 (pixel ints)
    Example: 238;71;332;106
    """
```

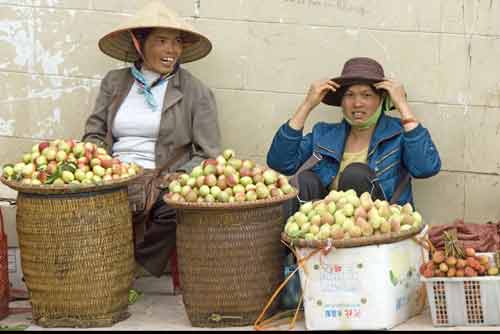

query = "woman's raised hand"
373;79;408;112
289;79;340;130
303;79;340;110
374;79;418;131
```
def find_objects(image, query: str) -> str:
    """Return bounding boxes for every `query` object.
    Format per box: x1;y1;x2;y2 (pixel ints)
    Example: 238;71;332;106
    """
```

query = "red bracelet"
401;118;417;125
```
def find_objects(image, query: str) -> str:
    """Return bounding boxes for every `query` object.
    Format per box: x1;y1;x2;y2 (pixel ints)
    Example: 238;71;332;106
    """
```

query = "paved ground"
0;275;499;331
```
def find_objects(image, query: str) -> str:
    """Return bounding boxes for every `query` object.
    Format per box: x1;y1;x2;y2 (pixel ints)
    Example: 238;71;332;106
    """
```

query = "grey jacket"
83;67;221;173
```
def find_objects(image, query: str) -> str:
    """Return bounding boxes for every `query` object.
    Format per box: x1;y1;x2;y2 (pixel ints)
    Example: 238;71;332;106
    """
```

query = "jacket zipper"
376;147;399;165
316;144;339;160
376;160;399;178
368;131;401;159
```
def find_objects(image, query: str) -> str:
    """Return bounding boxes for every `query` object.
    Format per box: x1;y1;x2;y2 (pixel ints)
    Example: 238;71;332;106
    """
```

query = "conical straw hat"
98;2;212;63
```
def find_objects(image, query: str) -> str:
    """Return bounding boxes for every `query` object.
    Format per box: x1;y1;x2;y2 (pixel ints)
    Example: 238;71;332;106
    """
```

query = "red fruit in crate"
426;261;435;272
467;257;481;271
477;265;486;275
446;256;457;267
419;263;427;275
423;268;434;278
439;263;449;272
488;267;499;276
456;259;467;269
432;251;445;264
464;267;477;277
434;269;445;277
447;267;456;277
456;269;465;277
465;248;476;257
478;255;489;266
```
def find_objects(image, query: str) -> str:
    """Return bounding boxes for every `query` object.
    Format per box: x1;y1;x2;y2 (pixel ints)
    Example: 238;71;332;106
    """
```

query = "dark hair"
132;28;154;51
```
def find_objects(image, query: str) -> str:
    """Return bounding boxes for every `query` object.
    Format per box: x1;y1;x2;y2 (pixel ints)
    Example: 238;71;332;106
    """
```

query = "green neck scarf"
342;95;393;130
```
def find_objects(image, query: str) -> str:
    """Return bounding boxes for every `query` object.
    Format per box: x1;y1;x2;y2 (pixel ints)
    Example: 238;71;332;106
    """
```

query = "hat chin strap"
129;30;156;72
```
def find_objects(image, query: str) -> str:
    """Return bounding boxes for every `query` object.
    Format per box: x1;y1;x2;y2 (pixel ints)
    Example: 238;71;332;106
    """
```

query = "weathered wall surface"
1;0;500;225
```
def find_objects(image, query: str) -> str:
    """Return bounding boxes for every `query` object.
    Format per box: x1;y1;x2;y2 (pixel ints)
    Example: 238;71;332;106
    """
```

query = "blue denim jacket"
266;112;441;206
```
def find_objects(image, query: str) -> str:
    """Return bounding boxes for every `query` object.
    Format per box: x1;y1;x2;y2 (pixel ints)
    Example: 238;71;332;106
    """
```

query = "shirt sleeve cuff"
280;120;304;140
403;123;425;139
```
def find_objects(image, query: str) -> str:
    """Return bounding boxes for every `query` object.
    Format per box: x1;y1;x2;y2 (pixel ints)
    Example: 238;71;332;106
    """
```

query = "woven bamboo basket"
165;191;298;328
0;175;141;328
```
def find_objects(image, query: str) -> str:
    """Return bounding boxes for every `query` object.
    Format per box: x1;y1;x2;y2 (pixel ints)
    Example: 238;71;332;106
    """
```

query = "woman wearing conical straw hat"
82;2;221;282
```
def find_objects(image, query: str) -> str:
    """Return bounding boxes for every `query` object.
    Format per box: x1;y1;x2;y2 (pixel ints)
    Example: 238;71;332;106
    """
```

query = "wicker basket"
1;176;140;328
165;191;297;328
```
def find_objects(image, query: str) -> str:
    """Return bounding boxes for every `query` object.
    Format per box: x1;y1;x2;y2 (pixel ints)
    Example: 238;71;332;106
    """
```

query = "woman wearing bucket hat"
267;57;441;216
82;2;221;280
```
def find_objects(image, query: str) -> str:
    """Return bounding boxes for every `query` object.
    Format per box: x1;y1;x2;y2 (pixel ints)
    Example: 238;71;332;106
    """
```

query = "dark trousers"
134;190;177;277
283;163;385;220
283;170;328;219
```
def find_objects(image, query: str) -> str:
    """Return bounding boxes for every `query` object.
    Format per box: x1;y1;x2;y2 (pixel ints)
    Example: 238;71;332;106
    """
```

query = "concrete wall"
1;0;500;225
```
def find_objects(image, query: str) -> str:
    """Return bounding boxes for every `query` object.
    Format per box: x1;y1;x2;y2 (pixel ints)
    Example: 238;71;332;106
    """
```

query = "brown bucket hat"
322;57;385;106
98;2;212;64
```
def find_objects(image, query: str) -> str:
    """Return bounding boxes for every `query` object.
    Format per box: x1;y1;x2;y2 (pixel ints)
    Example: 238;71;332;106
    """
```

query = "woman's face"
341;84;381;126
142;28;183;74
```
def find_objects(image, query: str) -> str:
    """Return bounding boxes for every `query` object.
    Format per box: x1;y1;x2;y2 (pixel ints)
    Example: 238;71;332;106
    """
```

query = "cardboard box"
0;202;18;247
8;247;26;291
296;237;425;330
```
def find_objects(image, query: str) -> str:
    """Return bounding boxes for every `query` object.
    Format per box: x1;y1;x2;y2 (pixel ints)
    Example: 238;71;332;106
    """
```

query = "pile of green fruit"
284;189;423;241
165;149;296;203
1;139;141;186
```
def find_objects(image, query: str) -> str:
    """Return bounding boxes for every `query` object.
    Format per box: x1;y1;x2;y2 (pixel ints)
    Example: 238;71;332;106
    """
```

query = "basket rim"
0;168;144;195
281;223;425;249
164;189;298;210
420;275;500;282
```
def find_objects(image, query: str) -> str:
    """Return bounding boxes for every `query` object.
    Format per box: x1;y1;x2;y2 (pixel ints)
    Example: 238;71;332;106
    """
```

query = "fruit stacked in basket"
420;229;500;278
284;189;424;242
164;149;296;203
1;139;141;186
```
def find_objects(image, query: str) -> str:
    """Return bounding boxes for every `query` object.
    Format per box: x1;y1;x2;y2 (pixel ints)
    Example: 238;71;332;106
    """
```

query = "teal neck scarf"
130;62;179;111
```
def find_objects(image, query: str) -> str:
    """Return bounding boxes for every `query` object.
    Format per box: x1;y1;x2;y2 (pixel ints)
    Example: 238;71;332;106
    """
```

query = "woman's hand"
374;79;418;131
373;79;408;111
289;79;339;130
303;79;340;110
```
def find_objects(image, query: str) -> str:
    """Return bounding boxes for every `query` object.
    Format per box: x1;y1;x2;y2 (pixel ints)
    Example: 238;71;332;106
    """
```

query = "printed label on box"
319;263;359;293
324;304;362;320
